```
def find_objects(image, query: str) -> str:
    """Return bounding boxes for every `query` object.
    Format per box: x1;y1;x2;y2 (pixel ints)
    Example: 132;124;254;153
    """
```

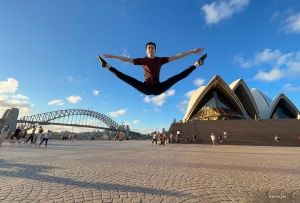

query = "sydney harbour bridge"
0;108;142;137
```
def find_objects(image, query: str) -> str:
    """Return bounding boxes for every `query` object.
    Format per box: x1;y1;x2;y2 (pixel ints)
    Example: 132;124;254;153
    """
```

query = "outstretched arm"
102;54;134;63
168;48;204;63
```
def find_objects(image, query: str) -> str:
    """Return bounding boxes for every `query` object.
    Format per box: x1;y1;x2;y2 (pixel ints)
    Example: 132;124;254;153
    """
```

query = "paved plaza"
0;140;299;203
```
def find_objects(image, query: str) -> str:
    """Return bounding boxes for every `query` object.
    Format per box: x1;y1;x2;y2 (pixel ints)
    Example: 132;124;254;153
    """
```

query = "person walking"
219;134;223;143
151;131;158;145
10;126;22;143
98;42;207;95
211;133;218;146
21;128;28;143
169;133;173;143
0;125;10;146
34;126;44;144
223;130;227;138
193;134;197;142
39;130;52;147
25;126;36;144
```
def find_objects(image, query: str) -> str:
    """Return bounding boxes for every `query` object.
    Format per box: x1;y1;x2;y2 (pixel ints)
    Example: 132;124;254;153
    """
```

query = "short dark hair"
145;42;156;50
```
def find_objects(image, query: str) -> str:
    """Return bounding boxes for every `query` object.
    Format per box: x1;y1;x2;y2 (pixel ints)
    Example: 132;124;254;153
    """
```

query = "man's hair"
145;42;156;50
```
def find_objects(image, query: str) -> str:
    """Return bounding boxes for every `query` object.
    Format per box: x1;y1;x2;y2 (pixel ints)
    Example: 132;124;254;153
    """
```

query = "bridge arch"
19;109;120;129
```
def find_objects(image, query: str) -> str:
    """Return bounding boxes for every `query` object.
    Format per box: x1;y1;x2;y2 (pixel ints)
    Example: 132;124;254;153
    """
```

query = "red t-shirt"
133;57;169;85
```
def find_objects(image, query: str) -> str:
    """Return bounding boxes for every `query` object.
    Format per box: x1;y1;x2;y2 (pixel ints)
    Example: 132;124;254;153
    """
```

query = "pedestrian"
151;131;158;145
223;130;227;138
21;128;28;143
193;134;197;142
98;42;207;95
170;133;173;143
219;134;223;142
159;133;165;145
10;126;21;143
274;135;278;142
73;133;77;141
186;136;190;142
25;126;36;143
0;125;10;146
211;133;218;146
39;130;52;147
34;126;44;144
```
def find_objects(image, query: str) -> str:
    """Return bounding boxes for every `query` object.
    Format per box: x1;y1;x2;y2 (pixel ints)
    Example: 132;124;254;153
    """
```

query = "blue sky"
0;0;300;134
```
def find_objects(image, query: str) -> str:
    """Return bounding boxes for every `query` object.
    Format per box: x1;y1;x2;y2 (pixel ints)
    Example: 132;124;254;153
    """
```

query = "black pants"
152;139;157;144
109;65;197;95
25;134;34;143
39;138;48;146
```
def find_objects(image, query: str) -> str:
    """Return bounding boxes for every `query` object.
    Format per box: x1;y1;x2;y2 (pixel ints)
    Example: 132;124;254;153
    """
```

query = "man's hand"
192;48;204;54
102;54;113;58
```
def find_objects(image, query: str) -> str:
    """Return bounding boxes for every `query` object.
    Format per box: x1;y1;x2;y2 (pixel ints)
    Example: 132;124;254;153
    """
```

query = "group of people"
0;125;52;147
211;130;227;146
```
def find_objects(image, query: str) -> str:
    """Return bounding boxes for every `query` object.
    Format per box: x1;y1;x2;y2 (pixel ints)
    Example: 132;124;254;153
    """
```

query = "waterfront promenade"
0;140;299;203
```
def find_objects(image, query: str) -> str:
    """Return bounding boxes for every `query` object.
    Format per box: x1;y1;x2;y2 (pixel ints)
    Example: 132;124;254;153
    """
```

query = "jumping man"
97;42;207;95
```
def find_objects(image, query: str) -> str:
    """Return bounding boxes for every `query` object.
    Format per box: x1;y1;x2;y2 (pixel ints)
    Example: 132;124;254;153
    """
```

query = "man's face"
146;44;156;58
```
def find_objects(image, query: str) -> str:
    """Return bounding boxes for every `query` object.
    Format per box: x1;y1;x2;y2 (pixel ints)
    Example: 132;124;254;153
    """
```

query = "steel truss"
19;109;119;129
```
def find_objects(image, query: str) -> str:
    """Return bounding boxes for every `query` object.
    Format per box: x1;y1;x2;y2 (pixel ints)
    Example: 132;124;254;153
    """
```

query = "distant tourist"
159;133;165;145
254;114;257;121
39;130;52;147
219;134;223;142
0;125;10;146
25;126;36;144
34;126;44;144
10;126;22;143
169;133;173;143
211;133;218;146
21;128;28;143
151;131;158;145
186;136;190;142
223;130;227;138
193;134;197;142
176;130;181;144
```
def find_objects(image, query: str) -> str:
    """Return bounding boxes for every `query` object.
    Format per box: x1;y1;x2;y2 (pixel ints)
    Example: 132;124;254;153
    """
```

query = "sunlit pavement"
0;140;299;203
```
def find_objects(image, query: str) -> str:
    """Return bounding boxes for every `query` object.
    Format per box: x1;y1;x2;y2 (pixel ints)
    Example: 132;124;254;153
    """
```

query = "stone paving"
0;140;299;203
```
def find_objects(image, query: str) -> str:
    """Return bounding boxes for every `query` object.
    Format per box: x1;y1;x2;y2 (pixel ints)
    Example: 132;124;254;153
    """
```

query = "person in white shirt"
0;125;10;146
211;133;218;146
223;130;227;138
151;131;158;145
39;130;52;147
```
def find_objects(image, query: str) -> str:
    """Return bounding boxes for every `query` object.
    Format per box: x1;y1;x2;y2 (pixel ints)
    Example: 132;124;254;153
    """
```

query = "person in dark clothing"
25;126;36;144
10;126;21;143
97;42;207;95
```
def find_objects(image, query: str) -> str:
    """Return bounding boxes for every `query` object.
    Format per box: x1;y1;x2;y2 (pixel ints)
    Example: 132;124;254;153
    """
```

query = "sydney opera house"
183;75;299;122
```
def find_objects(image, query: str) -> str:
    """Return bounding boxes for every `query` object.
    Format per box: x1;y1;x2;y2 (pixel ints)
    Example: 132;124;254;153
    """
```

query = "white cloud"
10;94;29;100
193;78;206;86
176;100;189;113
282;13;300;34
283;83;300;92
121;48;130;58
105;94;111;97
133;120;141;124
236;49;300;81
234;54;252;68
270;11;280;21
67;96;82;104
185;90;196;99
93;90;100;95
253;69;283;81
67;76;73;82
0;78;18;93
143;89;175;106
235;49;282;68
48;100;65;106
107;109;127;117
202;0;250;25
20;107;33;115
253;49;282;64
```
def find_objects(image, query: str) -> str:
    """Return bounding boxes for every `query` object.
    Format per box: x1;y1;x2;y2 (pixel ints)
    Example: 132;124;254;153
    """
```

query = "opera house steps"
168;119;300;147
